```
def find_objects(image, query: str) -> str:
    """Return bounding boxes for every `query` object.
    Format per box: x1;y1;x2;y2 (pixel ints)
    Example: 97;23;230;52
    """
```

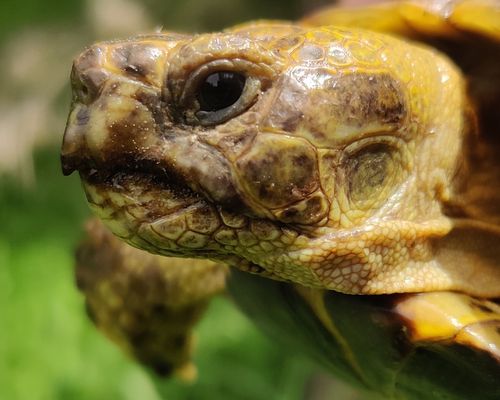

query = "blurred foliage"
139;0;302;32
0;0;85;43
0;0;339;399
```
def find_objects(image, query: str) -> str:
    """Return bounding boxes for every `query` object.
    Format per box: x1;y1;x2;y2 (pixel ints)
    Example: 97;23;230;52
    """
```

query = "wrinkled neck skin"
62;22;500;297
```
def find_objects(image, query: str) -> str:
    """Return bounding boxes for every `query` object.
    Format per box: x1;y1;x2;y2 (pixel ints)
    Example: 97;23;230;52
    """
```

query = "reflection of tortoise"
62;0;500;397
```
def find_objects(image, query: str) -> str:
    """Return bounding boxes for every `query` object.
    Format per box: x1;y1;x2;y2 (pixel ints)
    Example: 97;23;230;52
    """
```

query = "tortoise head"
62;23;500;295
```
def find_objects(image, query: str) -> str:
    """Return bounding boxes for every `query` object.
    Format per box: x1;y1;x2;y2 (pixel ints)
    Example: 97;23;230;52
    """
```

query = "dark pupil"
197;71;246;112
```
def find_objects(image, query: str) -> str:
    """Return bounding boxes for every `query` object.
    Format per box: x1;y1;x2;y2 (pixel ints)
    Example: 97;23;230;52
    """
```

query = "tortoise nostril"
71;45;109;104
74;82;91;104
72;67;109;104
81;85;89;97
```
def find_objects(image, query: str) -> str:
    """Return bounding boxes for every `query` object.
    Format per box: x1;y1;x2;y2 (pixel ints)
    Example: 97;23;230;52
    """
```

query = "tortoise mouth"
80;159;199;199
80;169;224;258
80;165;207;227
78;157;258;222
78;165;308;281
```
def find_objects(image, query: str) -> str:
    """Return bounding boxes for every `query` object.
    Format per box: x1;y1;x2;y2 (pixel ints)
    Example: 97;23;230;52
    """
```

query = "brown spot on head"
113;44;150;78
70;48;110;105
236;133;319;210
319;72;407;132
266;69;407;146
111;42;173;87
338;73;406;126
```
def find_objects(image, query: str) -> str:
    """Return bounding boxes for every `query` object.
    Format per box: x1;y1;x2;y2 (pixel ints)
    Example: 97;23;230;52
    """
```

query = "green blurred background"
0;0;368;399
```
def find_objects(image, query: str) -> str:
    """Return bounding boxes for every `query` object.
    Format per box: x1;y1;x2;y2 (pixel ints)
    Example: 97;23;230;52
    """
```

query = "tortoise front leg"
75;219;228;380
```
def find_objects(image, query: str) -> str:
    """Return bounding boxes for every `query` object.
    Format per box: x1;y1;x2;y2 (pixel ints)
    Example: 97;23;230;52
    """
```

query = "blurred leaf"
0;0;85;43
140;0;303;32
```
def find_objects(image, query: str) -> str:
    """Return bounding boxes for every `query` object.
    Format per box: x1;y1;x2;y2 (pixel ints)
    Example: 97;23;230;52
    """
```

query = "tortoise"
61;0;500;398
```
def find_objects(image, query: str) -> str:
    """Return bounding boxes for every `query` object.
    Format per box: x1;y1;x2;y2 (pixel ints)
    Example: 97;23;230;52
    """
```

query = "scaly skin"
63;0;500;390
62;22;500;296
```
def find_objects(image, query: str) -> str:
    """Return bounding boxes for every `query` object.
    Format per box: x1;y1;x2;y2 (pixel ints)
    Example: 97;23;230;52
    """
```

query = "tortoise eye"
193;70;261;126
197;71;246;112
173;59;272;126
347;143;395;205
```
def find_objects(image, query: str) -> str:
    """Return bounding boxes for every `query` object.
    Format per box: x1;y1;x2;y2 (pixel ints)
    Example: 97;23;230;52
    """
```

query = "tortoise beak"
61;150;78;176
61;45;109;176
61;109;86;176
61;142;77;176
61;103;96;176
